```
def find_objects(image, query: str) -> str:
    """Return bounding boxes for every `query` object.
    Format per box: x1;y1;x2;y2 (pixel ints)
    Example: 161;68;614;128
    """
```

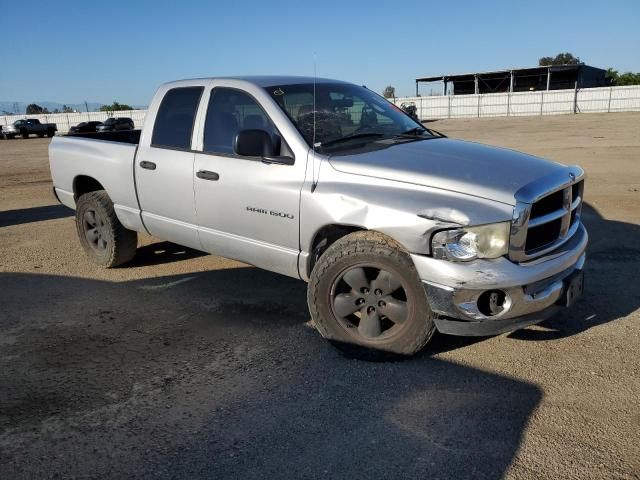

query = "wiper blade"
399;127;428;136
394;127;447;139
429;128;448;138
317;132;385;148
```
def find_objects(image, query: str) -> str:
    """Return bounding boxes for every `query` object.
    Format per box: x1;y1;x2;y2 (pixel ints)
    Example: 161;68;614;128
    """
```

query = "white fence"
394;85;640;120
1;85;639;134
0;109;147;134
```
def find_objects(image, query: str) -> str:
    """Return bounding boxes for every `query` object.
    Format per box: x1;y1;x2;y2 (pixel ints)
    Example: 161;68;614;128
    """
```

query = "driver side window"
203;88;278;155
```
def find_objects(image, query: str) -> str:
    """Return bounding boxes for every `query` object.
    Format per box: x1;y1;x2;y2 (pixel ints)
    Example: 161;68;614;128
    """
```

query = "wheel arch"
73;175;105;200
306;223;367;278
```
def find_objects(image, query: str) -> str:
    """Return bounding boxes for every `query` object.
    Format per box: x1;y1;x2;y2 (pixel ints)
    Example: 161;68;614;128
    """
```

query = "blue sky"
2;0;639;105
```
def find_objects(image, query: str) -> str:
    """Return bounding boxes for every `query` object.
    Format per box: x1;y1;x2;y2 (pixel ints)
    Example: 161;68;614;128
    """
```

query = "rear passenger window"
152;86;204;150
203;88;277;155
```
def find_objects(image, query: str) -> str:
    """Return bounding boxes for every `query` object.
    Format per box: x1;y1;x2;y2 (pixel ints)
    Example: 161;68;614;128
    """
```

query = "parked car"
96;117;134;132
68;121;103;134
49;76;587;357
3;118;57;139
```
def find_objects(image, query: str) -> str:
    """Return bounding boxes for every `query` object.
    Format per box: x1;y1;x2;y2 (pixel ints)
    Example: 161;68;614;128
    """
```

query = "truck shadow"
0;204;72;228
129;241;208;266
0;270;541;479
508;202;640;341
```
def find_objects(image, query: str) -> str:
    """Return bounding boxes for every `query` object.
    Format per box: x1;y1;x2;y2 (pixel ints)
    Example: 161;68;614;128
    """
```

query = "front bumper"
412;223;588;336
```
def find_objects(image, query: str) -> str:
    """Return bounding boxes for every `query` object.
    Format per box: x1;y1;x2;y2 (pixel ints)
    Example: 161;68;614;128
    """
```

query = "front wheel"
75;190;138;267
21;130;29;139
308;231;435;358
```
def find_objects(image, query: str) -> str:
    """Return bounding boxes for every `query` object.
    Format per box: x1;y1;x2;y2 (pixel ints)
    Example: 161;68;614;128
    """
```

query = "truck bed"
49;131;144;233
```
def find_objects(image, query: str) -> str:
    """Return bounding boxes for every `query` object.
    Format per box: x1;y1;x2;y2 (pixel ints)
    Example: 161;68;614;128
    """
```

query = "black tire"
5;134;14;139
75;190;137;267
308;231;435;359
21;130;29;139
47;129;55;137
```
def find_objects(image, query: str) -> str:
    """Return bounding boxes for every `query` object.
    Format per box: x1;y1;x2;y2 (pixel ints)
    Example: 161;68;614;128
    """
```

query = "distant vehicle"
68;121;103;134
96;117;134;132
2;119;57;139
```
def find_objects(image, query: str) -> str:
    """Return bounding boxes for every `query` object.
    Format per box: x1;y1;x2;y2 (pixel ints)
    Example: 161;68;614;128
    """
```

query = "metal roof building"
416;64;609;96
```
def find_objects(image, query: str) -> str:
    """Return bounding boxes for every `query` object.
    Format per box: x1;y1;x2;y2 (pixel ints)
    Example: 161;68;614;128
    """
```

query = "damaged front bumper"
412;223;588;336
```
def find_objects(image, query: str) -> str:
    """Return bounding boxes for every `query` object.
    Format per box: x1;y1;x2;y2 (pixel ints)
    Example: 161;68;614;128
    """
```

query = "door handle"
139;161;156;170
196;170;220;181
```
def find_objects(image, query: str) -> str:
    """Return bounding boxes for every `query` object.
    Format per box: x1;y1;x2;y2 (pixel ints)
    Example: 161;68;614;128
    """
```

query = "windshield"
265;82;432;151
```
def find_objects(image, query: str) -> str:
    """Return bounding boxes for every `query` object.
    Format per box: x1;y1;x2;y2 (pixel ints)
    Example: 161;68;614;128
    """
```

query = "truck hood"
328;138;566;206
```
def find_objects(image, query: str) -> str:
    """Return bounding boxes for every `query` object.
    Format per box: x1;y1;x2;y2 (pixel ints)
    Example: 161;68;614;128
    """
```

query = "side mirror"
234;129;294;165
234;129;275;157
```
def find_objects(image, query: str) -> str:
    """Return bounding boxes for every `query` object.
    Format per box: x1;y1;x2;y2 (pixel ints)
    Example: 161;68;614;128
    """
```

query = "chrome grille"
509;167;584;262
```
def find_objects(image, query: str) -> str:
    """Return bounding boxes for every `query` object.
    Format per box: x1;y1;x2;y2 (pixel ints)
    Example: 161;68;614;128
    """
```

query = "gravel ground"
1;112;639;479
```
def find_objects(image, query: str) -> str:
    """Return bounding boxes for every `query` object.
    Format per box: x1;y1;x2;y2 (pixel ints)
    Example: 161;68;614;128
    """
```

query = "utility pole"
84;101;89;113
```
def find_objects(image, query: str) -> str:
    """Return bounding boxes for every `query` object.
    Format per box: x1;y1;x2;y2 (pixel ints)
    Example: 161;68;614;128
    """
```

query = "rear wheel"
75;190;137;267
47;129;55;137
308;231;435;359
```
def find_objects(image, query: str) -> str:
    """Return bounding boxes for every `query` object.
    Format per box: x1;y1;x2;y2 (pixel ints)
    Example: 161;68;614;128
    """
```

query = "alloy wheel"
83;209;108;252
330;265;410;340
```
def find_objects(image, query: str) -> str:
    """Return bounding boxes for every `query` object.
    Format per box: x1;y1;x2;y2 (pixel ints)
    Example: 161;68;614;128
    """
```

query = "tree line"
538;52;640;86
24;101;134;115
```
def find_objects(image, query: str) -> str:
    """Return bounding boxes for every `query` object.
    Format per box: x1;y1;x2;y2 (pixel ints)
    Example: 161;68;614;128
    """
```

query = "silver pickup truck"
49;76;587;356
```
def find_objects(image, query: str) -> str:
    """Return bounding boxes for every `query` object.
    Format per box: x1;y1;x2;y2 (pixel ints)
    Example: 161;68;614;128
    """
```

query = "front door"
193;86;304;278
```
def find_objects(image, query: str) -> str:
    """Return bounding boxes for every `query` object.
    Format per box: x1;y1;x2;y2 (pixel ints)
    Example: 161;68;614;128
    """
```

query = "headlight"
431;222;511;262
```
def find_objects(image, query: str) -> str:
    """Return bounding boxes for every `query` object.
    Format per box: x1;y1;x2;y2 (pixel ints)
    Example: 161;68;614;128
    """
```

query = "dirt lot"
1;113;639;479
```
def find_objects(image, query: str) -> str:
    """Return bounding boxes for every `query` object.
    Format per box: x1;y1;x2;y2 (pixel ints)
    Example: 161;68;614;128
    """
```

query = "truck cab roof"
160;75;352;89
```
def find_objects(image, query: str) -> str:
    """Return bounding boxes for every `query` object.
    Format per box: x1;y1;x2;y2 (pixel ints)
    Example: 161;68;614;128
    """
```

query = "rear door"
134;85;205;250
192;85;305;278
